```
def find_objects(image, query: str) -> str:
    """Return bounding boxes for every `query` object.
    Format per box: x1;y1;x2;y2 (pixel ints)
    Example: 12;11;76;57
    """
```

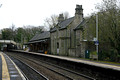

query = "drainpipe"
74;30;76;56
66;29;67;56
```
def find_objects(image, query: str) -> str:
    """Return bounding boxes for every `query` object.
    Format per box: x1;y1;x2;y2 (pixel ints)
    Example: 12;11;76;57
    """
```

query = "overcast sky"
0;0;102;30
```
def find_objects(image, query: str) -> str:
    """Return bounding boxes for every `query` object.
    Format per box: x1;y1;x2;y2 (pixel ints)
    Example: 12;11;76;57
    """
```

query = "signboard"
95;40;99;45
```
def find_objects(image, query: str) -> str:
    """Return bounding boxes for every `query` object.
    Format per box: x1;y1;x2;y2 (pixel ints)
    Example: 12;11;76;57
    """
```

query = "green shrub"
99;49;119;62
90;51;97;55
99;51;110;61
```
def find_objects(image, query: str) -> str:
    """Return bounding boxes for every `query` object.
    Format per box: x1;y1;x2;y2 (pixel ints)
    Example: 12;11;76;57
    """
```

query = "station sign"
95;40;99;45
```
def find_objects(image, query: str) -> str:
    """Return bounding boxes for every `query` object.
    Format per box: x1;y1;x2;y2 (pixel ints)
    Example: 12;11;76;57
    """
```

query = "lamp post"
96;14;99;60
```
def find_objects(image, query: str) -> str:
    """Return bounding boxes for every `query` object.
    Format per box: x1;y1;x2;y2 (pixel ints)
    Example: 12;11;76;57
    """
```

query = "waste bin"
85;50;90;59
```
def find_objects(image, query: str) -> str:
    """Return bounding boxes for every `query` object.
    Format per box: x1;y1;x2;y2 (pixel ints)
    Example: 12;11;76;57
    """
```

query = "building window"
57;42;59;48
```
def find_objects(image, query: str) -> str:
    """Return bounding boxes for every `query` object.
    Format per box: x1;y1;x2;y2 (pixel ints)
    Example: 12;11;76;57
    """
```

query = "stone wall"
68;48;76;56
59;29;68;56
51;31;57;54
76;45;81;57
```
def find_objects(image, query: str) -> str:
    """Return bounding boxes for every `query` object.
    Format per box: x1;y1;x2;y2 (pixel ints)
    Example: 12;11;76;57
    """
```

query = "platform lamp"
96;14;99;60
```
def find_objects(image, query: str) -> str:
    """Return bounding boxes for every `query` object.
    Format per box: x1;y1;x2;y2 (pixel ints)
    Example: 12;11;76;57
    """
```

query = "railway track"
9;55;49;80
37;58;95;80
6;52;96;80
6;52;71;80
23;56;95;80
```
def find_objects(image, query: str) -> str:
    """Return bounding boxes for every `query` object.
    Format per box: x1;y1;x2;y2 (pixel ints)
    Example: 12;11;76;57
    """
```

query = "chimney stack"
75;5;83;22
75;5;83;16
58;14;64;23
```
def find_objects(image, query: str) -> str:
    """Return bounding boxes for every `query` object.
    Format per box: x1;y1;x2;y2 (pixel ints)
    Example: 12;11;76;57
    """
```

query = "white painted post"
96;14;99;60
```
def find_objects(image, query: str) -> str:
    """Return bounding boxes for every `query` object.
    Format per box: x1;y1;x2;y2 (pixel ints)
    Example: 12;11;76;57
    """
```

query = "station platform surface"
0;52;26;80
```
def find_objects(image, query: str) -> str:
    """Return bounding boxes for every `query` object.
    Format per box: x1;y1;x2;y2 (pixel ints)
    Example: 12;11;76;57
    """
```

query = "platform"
0;52;26;80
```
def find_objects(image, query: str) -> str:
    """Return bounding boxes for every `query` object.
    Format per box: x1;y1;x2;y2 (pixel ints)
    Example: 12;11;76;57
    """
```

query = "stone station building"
50;5;94;57
27;5;96;58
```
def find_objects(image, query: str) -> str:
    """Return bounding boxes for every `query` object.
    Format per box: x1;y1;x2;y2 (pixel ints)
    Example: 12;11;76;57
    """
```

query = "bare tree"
44;12;70;29
44;14;58;29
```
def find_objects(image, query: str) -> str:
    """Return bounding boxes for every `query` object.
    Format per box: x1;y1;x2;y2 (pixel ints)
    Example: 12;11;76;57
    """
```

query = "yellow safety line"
0;52;10;80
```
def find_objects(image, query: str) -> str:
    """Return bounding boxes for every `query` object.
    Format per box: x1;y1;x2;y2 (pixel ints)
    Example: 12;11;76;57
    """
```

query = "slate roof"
50;27;57;32
74;19;87;30
59;17;74;29
50;17;74;32
29;31;50;43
